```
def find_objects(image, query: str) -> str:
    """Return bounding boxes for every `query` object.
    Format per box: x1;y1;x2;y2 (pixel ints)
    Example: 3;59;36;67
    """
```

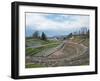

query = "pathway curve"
26;40;89;66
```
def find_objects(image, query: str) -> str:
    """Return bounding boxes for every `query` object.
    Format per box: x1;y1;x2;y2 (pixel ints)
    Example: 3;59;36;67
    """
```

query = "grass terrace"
26;39;61;56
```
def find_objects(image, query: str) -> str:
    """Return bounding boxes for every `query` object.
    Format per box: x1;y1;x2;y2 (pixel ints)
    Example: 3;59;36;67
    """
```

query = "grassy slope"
25;38;61;68
66;35;89;66
26;63;45;68
26;43;60;56
26;39;60;47
69;36;89;47
26;38;61;56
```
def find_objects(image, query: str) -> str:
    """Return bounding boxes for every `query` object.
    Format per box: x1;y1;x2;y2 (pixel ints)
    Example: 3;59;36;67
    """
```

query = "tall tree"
33;31;39;38
80;27;87;35
87;30;89;37
67;33;72;39
41;32;47;41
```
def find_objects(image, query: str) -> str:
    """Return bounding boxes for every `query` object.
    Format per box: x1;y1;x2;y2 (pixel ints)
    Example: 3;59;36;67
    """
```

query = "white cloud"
26;13;89;31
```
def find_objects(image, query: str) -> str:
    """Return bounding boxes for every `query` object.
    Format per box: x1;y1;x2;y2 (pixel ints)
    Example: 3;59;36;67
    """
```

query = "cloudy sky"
25;12;89;37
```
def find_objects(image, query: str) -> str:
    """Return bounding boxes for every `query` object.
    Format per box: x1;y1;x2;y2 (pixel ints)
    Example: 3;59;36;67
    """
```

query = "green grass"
26;43;60;56
26;38;60;47
26;47;44;56
26;38;61;56
25;63;44;68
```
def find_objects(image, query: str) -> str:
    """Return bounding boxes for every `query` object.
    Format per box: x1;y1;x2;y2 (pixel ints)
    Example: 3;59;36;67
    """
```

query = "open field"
26;39;62;56
25;35;89;68
26;43;61;56
26;39;61;47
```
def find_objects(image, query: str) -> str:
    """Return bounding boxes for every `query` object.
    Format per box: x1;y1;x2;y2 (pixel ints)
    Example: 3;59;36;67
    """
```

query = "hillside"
25;35;89;68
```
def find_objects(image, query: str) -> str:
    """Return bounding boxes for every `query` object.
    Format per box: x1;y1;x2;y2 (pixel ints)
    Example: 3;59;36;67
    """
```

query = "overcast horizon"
25;12;89;37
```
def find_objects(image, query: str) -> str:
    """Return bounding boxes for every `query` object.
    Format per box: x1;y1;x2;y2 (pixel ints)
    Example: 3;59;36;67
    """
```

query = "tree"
41;32;47;41
67;33;72;39
86;30;89;37
80;27;87;35
33;31;39;38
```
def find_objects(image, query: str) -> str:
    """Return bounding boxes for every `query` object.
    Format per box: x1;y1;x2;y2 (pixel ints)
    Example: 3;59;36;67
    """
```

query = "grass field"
26;38;61;56
26;63;45;68
26;38;60;47
26;43;60;56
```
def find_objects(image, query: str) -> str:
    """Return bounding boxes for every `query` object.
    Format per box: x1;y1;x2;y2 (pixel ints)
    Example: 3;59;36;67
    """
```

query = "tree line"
28;27;89;40
32;31;47;41
73;27;89;36
67;27;89;39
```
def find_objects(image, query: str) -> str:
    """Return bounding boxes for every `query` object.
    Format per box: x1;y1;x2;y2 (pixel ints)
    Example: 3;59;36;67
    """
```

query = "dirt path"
47;40;87;59
26;40;89;67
